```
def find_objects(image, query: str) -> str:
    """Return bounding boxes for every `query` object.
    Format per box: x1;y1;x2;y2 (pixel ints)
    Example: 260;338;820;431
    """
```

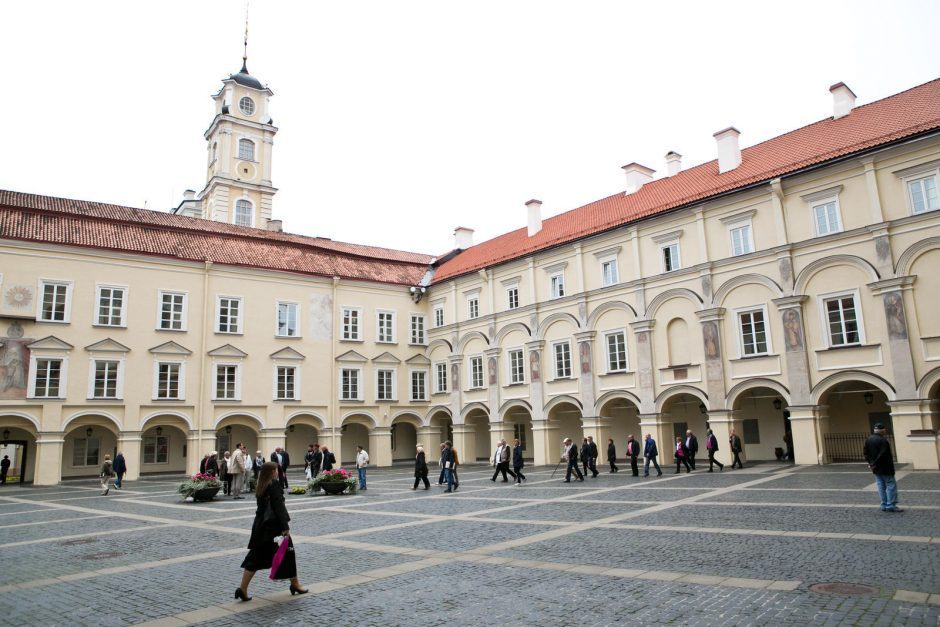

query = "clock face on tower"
239;96;255;116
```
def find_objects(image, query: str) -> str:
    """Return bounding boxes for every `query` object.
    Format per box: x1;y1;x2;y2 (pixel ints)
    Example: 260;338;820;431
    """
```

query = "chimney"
525;199;543;237
665;151;682;177
454;226;474;249
173;189;200;217
830;82;856;119
183;189;196;201
266;219;283;232
713;127;741;174
622;163;655;194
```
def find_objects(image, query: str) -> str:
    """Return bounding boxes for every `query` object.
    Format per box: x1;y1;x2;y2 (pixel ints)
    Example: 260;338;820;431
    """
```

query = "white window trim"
94;283;129;328
809;196;843;237
152;359;186;401
213;362;242;401
720;211;756;257
817;288;866;349
433;304;445;328
506;347;526;385
238;95;256;117
339;367;363;401
409;368;428;401
376;309;397;344
340;306;363;341
215;295;244;334
275;301;302;338
467;295;480;319
409;313;427;345
233;196;255;228
603;330;629;373
656;237;682;273
87;357;125;400
548;272;566;300
467;355;484;390
599;255;619;287
237;137;257;163
552;340;572;380
733;305;773;358
375;368;397;402
273;363;301;401
505;284;520;310
156;290;189;331
898;166;940;216
36;278;73;323
27;355;68;399
434;361;448;393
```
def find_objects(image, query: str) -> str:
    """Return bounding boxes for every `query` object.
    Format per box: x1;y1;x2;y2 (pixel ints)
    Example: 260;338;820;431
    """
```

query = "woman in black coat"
236;462;308;601
413;445;430;490
607;439;619;473
512;439;526;484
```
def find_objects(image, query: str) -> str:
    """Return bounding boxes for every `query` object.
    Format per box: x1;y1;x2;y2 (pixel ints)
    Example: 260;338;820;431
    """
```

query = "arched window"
238;138;255;161
234;199;252;227
211;142;217;163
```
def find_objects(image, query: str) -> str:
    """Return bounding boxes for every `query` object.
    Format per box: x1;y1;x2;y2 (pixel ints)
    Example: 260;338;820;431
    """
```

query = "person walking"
512;438;526;484
580;438;591;477
320;445;336;472
626;435;640;476
437;443;447;485
0;455;10;484
270;447;290;488
450;444;461;490
206;451;219;477
230;444;247;499
492;439;517;483
99;454;114;495
705;429;724;472
685;430;699;470
113;451;127;489
252;450;264;482
441;441;456;493
490;441;504;482
235;462;308;601
355;445;369;491
220;451;232;495
562;437;584;482
643;433;662;477
607;438;619;473
674;436;691;473
729;430;744;469
413;445;430;490
586;436;600;477
864;423;902;512
303;444;317;481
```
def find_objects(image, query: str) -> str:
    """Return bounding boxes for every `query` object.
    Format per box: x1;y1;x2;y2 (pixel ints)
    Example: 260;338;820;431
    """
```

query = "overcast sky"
2;1;938;256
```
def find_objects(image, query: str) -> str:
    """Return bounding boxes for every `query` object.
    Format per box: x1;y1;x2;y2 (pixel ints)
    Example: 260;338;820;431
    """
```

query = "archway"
818;380;892;463
546;400;583;461
341;414;373;467
502;404;533;460
391;414;420;462
285;414;324;470
729;386;790;462
139;423;187;475
597;395;641;454
463;406;490;461
215;414;262;460
0;415;38;484
660;392;709;463
62;419;118;479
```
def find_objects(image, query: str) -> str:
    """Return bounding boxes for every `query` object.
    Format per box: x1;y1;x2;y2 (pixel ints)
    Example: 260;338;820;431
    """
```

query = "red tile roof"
432;78;940;283
0;190;432;285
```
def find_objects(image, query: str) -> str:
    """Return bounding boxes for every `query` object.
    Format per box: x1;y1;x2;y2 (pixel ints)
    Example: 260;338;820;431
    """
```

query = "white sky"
1;1;938;256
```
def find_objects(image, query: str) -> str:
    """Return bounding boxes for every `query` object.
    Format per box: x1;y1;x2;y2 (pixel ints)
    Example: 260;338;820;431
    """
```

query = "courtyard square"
0;463;938;626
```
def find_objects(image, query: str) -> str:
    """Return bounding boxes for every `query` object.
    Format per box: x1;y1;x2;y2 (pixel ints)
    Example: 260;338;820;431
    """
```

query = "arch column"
525;341;545;421
448;355;463;422
574;331;597;412
703;411;733;466
889;399;937;468
773;296;812;405
188;432;211;475
452;423;474;464
117;431;141;481
417;425;442;462
637;413;669;463
369;427;392;467
33;433;63;486
259;428;285;462
869;278;918;398
788;405;826;465
696;308;727;410
529;419;558;466
581;416;611;460
629;321;656;413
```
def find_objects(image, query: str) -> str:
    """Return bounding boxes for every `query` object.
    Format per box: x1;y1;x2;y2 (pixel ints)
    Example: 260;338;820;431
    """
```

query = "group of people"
98;452;127;495
414;440;462;491
200;446;266;498
301;442;368;490
491;438;527;484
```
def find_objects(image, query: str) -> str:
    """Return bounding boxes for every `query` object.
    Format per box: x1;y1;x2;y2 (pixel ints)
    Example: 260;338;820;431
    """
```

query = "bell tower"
196;29;278;229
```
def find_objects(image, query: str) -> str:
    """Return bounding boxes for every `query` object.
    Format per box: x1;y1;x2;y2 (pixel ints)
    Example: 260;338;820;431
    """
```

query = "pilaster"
695;308;727;410
525;340;545;421
369;427;392;467
630;321;656;413
772;295;812;405
574;331;597;413
33;433;64;486
117;431;142;482
787;405;826;465
704;410;734;466
529;419;558;466
868;277;917;398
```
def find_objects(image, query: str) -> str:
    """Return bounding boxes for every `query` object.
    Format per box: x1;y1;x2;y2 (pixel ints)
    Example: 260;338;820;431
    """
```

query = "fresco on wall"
0;322;30;400
883;292;908;340
782;309;805;352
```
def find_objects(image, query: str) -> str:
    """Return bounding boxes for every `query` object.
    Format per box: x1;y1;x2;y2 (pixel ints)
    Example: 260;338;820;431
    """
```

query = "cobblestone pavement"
0;462;938;626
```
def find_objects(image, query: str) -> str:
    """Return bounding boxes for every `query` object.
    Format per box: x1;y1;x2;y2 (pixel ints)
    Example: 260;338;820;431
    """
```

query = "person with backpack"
320;445;336;471
99;454;114;496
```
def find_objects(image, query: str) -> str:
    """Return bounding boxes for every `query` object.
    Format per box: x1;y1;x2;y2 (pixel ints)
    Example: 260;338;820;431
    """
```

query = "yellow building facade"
1;67;939;485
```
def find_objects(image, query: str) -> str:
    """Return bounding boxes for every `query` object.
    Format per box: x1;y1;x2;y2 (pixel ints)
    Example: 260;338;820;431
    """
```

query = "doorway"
0;439;28;485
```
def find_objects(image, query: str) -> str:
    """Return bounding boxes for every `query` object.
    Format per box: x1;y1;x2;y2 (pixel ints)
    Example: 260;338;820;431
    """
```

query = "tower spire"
241;2;249;73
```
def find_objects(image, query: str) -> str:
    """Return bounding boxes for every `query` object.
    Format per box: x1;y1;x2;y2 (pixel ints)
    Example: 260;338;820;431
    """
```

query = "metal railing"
823;432;897;463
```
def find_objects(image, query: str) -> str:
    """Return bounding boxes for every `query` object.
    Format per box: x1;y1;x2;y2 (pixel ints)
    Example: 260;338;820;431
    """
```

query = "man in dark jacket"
643;433;662;477
563;438;584;483
684;430;699;470
112;452;127;489
580;438;591;477
441;441;456;492
705;429;724;472
729;430;744;469
863;423;902;512
607;439;618;473
626;434;640;476
271;447;290;488
586;436;599;477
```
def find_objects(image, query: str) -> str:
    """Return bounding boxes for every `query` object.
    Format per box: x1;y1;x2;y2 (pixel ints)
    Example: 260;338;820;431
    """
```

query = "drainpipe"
195;260;213;469
331;277;339;461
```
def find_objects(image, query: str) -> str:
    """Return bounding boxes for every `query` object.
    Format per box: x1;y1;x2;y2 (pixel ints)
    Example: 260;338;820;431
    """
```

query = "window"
238;138;255;161
469;356;483;389
276;302;299;337
215;364;238;400
155;362;181;399
217;297;242;333
275;366;297;400
729;223;753;256
467;296;479;319
513;423;527;450
158;291;186;330
738;308;769;356
39;280;70;322
410;314;426;344
411;370;427;401
92;360;120;399
234;199;252;227
553;341;572;379
239;96;255;116
742;418;761;444
550;273;565;299
32;358;63;398
377;369;395;401
824;294;861;347
506;286;519;310
661;242;680;272
433;305;444;328
812;199;842;236
142;435;169;464
72;437;100;467
341;307;361;340
508;349;525;384
435;362;448;393
909;174;939;214
601;259;619;287
96;286;126;326
341;368;361;400
605;331;628;372
377;311;395;343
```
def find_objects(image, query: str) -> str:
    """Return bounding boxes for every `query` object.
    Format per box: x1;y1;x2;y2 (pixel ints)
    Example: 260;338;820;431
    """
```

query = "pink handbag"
269;536;289;580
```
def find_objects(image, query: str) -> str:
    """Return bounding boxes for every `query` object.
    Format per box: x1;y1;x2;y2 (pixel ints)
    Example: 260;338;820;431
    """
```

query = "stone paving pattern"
0;462;937;626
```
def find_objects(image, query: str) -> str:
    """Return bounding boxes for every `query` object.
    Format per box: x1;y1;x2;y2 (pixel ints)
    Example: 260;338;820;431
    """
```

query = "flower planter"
192;486;221;502
320;482;348;495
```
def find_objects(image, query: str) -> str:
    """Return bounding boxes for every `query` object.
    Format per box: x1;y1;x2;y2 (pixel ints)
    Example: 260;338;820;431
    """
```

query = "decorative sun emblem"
6;286;32;309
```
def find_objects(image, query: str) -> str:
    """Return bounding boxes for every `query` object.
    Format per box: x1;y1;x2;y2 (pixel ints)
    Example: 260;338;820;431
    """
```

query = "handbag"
269;536;290;580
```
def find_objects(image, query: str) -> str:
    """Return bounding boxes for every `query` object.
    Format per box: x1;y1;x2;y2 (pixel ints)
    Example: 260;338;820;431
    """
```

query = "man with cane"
561;437;585;483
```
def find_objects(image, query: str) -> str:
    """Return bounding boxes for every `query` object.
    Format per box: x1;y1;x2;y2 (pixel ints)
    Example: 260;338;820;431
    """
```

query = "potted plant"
308;468;358;495
177;472;223;502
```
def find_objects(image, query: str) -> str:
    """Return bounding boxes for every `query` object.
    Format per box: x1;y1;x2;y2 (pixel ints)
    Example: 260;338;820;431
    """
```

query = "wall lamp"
698;403;707;415
155;426;163;436
409;286;427;303
772;398;782;410
2;429;9;440
225;425;232;434
864;391;874;405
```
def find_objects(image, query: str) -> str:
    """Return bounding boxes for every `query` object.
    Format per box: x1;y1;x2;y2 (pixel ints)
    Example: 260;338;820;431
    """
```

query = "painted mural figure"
0;339;29;399
529;350;540;382
579;341;591;374
702;322;720;360
884;292;907;339
782;309;804;351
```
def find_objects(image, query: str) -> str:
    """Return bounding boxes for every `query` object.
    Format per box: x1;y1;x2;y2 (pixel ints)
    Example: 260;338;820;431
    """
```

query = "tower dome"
229;60;264;91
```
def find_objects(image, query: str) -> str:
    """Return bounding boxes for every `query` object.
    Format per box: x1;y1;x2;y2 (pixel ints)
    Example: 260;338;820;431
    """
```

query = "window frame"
810;197;844;237
237;138;255;161
410;369;428;401
734;305;772;358
37;279;72;323
216;295;243;334
376;368;396;402
727;220;754;257
467;296;480;320
156;290;188;331
552;341;572;379
72;437;101;467
818;289;865;349
234;198;253;227
274;364;299;401
660;241;681;273
900;166;940;215
376;310;396;344
340;306;362;341
434;361;448;394
94;284;128;327
604;330;629;373
507;348;525;385
409;313;426;345
340;367;363;401
549;272;565;299
142;435;170;464
88;358;124;400
468;355;484;390
506;285;520;310
153;360;185;400
28;356;67;399
238;96;256;117
275;301;300;338
433;305;445;328
600;256;619;287
213;363;241;401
